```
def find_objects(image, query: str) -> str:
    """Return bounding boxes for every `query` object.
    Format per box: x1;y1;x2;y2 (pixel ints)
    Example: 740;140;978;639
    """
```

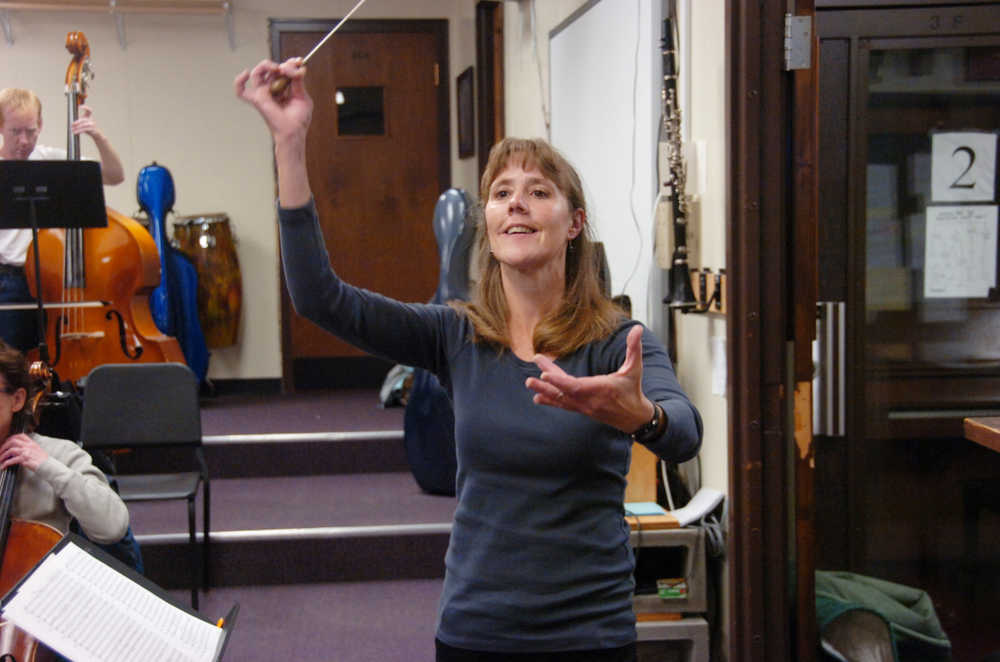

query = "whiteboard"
550;0;665;327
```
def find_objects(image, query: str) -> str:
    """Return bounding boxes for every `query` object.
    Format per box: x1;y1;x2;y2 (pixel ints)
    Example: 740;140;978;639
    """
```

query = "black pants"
435;639;637;662
0;265;39;353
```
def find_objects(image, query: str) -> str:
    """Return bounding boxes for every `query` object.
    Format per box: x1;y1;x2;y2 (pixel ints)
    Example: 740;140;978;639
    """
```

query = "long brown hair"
451;138;624;357
0;341;38;435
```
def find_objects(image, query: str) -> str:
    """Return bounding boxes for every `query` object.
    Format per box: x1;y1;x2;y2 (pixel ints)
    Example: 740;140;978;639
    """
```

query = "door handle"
813;301;845;437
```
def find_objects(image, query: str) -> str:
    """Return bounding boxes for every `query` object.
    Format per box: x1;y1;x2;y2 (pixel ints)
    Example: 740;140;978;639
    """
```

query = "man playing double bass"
0;87;125;352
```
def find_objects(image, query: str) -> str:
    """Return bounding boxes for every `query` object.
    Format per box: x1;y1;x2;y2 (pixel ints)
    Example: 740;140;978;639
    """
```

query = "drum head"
175;213;229;225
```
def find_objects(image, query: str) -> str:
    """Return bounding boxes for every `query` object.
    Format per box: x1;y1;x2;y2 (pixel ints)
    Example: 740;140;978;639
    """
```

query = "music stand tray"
0;160;107;230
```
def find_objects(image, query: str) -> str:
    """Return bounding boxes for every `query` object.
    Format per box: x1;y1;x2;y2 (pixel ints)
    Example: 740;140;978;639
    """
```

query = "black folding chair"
79;362;209;609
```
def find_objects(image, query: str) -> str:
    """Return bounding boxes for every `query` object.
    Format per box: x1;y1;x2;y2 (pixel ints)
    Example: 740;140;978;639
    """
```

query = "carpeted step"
167;579;441;662
128;472;454;588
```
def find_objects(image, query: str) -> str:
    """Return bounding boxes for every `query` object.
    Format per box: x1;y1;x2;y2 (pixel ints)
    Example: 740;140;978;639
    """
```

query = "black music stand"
0;160;107;364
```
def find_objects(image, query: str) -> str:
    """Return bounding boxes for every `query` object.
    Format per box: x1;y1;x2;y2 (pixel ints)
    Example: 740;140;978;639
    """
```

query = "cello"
0;362;61;662
25;31;185;385
137;163;209;383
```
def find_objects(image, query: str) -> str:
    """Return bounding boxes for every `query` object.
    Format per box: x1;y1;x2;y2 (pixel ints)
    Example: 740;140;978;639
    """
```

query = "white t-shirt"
0;145;69;266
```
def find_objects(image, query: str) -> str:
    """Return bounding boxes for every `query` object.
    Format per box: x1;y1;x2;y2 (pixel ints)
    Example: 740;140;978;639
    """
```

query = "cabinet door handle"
813;301;845;437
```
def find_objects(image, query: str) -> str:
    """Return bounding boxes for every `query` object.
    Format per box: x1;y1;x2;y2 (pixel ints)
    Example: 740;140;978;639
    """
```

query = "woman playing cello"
0;339;128;545
0;340;129;660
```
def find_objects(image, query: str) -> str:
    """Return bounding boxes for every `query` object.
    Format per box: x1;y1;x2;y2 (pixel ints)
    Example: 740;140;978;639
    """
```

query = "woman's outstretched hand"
526;324;656;435
234;57;313;144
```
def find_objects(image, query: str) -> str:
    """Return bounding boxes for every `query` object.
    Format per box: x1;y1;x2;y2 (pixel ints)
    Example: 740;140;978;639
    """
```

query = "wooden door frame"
476;1;504;178
791;1;820;661
268;18;451;392
727;0;808;659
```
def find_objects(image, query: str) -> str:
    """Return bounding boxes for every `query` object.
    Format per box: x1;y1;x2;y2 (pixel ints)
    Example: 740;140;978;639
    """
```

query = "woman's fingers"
233;69;251;99
616;324;644;377
524;325;653;432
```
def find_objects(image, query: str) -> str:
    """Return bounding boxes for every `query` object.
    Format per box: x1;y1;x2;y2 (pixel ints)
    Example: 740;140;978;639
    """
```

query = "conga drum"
172;213;242;348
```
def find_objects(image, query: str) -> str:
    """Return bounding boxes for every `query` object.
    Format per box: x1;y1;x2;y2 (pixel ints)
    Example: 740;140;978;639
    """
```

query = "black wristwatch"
630;403;666;443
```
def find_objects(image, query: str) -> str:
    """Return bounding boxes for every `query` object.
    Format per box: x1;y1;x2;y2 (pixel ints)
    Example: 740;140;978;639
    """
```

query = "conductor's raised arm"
234;57;313;208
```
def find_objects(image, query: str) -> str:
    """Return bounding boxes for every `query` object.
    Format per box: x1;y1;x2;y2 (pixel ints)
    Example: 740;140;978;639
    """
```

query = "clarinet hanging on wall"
660;11;699;312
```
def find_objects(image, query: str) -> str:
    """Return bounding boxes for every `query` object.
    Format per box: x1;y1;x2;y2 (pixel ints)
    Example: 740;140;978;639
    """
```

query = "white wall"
681;3;729;657
1;0;479;380
549;0;662;336
679;1;728;494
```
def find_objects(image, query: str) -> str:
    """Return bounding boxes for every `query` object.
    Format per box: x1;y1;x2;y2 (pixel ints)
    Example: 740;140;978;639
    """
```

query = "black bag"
400;188;473;497
34;381;83;444
403;368;457;496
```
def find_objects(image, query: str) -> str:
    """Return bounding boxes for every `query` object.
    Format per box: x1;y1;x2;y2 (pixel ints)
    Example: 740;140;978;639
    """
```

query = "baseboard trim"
136;522;451;546
205;378;282;397
203;430;403;445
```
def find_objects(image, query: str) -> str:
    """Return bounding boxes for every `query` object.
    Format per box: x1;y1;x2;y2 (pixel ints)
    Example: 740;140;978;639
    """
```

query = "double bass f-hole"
105;310;143;359
47;310;144;365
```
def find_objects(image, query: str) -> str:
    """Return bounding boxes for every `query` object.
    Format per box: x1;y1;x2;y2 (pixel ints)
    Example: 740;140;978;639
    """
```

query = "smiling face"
483;161;584;277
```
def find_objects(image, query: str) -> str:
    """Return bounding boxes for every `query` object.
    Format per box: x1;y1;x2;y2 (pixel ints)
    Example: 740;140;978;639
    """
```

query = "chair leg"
188;495;199;610
202;479;211;591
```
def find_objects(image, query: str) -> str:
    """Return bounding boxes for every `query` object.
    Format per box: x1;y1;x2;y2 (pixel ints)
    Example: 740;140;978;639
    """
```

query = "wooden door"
271;19;450;390
815;6;1000;660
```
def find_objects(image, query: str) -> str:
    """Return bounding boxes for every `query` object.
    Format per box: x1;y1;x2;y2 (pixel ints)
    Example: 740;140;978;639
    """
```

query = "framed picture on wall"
457;66;475;159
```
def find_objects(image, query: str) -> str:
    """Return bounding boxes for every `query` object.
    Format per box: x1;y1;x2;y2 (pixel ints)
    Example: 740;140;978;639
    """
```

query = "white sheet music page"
2;541;223;662
670;488;724;527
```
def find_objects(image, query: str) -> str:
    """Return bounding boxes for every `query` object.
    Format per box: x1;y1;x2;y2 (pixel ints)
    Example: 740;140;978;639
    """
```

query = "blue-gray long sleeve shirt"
278;201;703;652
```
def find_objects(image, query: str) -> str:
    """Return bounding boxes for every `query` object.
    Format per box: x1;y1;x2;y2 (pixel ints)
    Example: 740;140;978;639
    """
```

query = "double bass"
0;363;61;662
26;31;185;385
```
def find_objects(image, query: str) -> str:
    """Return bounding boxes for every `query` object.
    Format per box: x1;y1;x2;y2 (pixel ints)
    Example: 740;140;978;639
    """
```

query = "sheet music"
670;488;724;527
2;542;223;662
923;205;998;299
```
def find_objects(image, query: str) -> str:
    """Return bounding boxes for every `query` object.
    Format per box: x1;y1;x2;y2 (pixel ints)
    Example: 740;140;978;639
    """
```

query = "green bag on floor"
816;570;951;662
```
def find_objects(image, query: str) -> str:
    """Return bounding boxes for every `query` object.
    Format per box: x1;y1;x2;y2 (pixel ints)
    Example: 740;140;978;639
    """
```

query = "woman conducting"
236;58;702;662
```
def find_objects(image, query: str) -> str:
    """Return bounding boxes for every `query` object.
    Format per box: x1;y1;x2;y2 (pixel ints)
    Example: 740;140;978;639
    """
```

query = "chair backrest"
79;362;201;450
